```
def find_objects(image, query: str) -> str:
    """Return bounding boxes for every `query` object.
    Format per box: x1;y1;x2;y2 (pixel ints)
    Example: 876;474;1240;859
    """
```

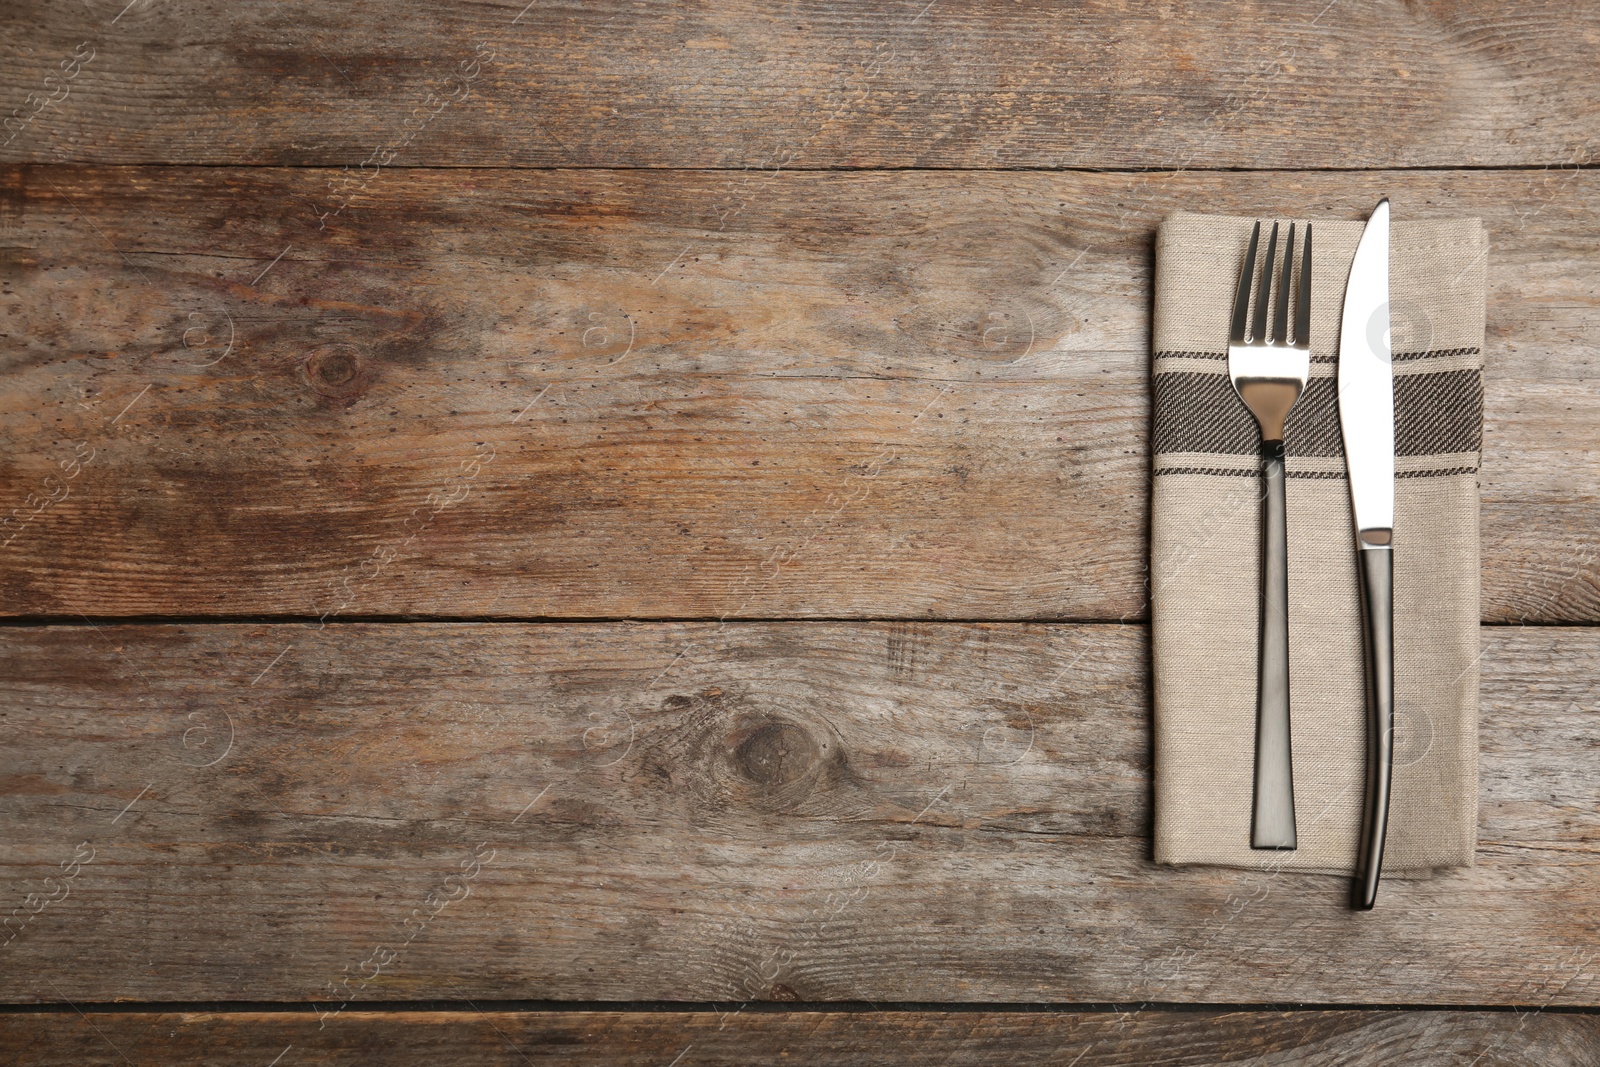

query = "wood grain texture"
3;1008;1599;1066
1;0;1598;169
2;622;1596;1005
2;166;1596;621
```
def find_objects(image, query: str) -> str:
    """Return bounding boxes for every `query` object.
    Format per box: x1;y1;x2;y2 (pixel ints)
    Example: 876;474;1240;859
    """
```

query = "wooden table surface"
2;1;1597;1063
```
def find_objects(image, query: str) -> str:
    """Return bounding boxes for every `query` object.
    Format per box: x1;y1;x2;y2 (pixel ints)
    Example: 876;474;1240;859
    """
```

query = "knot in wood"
303;343;367;399
733;721;820;787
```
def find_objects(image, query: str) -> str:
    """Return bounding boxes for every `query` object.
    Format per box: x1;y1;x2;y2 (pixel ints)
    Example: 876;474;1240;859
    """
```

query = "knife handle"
1252;440;1297;850
1353;544;1395;909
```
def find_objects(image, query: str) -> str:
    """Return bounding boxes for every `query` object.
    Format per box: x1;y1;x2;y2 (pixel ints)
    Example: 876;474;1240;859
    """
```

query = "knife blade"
1337;198;1394;910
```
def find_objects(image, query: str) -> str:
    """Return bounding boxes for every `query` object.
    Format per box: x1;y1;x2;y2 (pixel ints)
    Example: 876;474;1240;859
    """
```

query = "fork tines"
1230;220;1312;350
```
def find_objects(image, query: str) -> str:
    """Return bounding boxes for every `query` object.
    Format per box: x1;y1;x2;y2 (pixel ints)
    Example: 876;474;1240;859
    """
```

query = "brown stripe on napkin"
1151;210;1487;875
1153;366;1484;463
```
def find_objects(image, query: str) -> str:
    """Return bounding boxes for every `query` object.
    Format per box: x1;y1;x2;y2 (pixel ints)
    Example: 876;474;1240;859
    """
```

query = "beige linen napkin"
1151;210;1487;874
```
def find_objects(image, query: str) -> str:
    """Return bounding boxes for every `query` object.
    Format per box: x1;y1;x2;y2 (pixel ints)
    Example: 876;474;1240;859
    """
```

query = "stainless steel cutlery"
1336;198;1396;910
1228;220;1312;852
1223;200;1397;908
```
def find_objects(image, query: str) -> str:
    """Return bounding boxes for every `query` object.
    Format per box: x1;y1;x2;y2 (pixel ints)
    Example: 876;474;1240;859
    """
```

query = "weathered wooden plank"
1;0;1597;169
3;1008;1599;1066
3;166;1596;621
1;622;1596;1004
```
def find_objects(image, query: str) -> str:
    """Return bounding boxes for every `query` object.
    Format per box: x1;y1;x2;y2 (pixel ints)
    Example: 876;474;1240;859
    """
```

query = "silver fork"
1229;219;1311;850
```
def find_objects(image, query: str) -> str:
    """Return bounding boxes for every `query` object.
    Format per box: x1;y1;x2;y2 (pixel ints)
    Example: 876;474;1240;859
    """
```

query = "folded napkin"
1151;210;1487;874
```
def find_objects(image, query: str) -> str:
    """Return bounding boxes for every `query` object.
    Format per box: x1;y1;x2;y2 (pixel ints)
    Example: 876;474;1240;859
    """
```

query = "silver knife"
1337;198;1394;910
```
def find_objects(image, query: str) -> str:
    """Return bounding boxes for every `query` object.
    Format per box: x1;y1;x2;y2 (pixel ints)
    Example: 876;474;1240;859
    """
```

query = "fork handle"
1252;440;1297;850
1352;545;1394;909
